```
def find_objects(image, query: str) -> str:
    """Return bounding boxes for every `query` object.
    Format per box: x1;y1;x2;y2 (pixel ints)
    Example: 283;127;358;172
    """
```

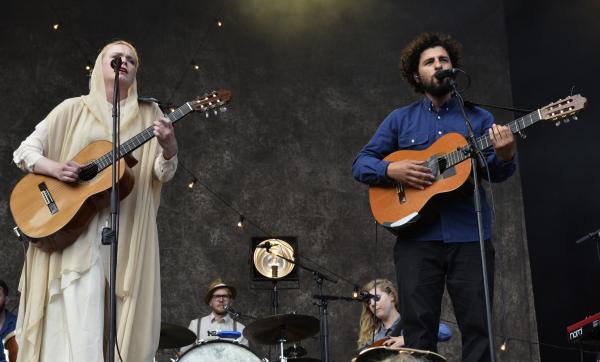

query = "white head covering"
83;40;141;132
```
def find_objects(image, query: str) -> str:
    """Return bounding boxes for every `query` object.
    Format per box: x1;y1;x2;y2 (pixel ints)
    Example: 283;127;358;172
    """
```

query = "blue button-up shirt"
352;96;515;242
0;311;17;362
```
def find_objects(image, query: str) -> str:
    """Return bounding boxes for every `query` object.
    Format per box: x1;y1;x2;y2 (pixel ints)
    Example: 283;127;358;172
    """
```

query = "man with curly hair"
352;32;516;361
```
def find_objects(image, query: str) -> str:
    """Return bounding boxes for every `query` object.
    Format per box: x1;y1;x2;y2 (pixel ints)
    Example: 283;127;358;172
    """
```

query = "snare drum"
352;346;446;362
178;339;262;362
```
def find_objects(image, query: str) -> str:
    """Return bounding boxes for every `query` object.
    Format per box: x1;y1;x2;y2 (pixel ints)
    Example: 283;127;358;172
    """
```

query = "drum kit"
158;314;446;362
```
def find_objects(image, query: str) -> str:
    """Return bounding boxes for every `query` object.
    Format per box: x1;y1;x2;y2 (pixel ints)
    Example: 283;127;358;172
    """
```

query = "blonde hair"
100;40;140;69
356;278;400;349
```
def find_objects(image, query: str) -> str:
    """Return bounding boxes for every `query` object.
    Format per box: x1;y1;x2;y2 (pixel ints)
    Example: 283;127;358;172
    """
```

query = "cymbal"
243;314;319;345
353;346;446;362
158;322;197;349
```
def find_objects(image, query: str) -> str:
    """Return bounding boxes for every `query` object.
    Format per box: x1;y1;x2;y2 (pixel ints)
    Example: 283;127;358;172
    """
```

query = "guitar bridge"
38;182;58;214
396;182;406;203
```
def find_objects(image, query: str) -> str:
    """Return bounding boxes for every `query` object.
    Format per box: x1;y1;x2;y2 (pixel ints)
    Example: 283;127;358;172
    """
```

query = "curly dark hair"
399;32;462;93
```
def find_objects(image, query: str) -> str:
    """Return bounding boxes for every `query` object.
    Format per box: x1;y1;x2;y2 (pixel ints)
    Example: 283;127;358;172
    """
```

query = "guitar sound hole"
437;158;448;174
79;163;98;181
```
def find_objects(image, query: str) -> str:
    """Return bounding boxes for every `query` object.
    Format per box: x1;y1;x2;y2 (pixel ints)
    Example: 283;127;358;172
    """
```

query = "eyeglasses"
212;294;231;301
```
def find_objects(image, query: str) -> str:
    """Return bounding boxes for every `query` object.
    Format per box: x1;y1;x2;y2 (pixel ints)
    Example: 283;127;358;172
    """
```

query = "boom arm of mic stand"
312;294;362;302
267;251;338;284
575;228;600;244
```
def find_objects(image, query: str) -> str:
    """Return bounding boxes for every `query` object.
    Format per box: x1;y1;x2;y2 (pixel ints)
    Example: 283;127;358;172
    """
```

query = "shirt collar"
380;315;401;333
210;311;232;324
422;94;458;113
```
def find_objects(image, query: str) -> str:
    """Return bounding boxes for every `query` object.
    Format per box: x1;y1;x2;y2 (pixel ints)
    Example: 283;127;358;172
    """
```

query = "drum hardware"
207;329;242;339
260;247;336;362
284;344;307;358
284;344;321;362
352;346;447;362
158;322;197;349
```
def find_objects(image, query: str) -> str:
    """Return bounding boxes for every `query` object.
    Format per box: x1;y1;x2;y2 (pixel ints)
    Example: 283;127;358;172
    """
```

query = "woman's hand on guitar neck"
386;160;435;190
153;117;178;160
382;335;405;348
33;157;83;183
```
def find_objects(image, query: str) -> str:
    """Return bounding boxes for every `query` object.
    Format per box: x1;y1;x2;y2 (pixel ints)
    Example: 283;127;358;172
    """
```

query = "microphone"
434;68;460;80
224;305;241;319
359;291;381;303
110;57;123;70
256;241;274;252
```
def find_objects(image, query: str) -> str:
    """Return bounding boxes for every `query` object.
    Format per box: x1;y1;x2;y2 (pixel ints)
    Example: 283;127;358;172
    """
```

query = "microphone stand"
448;76;497;362
266;251;337;362
101;58;122;362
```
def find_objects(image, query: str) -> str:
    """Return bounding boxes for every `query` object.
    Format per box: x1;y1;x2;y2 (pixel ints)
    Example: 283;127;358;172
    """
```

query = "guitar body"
9;140;134;253
368;133;471;230
9;89;233;253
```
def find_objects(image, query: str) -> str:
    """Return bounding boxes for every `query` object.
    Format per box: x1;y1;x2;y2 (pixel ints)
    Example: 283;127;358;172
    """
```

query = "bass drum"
352;346;446;362
178;340;263;362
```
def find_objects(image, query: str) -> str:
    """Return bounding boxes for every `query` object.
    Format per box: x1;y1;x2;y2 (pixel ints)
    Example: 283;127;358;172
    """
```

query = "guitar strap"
388;317;404;337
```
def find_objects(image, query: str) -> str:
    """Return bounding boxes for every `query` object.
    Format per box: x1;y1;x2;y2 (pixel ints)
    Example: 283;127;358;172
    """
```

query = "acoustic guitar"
2;330;18;362
9;89;231;252
368;94;587;230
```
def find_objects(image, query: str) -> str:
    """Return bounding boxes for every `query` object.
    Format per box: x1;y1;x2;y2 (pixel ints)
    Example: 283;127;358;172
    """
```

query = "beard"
422;77;452;97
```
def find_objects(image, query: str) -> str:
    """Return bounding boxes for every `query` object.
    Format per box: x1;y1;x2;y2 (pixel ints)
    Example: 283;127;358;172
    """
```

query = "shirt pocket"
398;133;429;150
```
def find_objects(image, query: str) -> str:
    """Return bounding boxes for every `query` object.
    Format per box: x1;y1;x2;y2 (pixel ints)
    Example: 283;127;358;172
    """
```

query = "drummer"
357;279;451;350
180;278;248;354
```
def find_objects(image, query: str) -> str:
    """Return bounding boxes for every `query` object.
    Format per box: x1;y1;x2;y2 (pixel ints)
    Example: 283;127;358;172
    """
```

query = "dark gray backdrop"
1;1;539;361
505;0;600;361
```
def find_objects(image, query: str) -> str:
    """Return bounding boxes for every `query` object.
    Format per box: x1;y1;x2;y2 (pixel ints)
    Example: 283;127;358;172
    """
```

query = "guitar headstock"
539;94;587;126
190;89;232;113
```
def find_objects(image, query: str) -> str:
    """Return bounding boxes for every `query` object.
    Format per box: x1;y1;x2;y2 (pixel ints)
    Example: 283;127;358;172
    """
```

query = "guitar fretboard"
94;102;194;171
444;109;541;168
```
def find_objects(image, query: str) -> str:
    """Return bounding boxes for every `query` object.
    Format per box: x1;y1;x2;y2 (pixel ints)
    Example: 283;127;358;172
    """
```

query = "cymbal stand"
271;280;279;316
266;250;336;362
278;337;288;362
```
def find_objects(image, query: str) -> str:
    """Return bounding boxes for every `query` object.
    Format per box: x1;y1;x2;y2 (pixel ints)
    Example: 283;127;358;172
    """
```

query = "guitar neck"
446;108;541;167
95;102;194;172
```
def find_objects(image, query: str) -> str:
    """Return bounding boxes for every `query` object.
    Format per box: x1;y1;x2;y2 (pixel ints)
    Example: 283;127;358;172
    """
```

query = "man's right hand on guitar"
33;158;83;183
386;159;435;190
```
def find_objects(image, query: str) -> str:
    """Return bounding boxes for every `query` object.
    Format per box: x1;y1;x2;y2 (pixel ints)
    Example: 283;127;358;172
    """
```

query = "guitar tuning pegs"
205;112;209;118
555;120;561;127
219;106;228;113
518;130;527;139
213;109;218;115
563;118;571;124
572;116;578;121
